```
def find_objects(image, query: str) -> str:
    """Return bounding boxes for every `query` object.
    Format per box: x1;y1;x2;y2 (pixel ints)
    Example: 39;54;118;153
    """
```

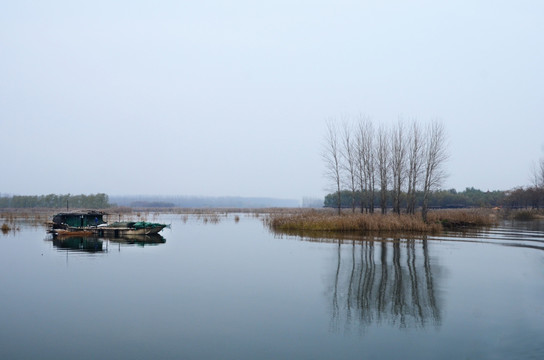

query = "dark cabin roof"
53;210;108;217
52;210;108;226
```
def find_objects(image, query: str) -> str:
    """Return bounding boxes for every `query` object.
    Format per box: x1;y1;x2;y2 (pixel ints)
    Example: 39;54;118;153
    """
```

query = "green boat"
49;210;167;237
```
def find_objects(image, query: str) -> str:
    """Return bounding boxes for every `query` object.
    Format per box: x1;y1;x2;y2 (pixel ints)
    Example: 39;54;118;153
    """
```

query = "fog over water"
1;1;543;199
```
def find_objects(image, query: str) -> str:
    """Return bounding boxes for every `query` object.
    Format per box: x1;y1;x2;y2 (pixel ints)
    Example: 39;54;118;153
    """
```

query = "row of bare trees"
323;116;448;222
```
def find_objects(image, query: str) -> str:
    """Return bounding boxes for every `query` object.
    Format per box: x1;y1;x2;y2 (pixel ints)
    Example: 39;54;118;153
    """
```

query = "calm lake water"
1;213;543;360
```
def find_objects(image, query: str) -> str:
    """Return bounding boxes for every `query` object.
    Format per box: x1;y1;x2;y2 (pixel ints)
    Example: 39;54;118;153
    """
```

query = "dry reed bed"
1;223;14;234
1;209;58;227
426;209;498;228
269;209;497;234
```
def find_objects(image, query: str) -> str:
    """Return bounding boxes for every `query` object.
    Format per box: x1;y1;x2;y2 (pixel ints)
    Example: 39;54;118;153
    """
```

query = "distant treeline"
323;187;544;209
503;186;544;209
109;195;299;208
0;193;110;209
0;194;298;209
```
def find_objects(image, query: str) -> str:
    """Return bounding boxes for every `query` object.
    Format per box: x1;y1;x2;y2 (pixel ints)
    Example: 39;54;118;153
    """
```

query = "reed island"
269;208;498;234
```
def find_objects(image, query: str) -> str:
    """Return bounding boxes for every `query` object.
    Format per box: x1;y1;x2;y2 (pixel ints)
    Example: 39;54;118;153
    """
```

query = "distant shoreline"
1;207;542;234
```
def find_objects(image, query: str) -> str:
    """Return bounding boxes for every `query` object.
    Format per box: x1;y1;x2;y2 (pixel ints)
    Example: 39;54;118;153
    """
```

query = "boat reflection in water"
276;230;443;331
49;234;166;253
51;236;104;253
108;233;166;247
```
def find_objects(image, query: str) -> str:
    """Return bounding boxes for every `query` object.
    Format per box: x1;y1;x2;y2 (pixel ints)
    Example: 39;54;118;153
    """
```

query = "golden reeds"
508;209;544;220
269;208;496;234
426;209;498;228
1;223;11;234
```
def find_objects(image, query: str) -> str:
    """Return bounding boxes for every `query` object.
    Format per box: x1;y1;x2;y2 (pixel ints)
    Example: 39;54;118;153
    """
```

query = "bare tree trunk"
407;121;424;214
369;163;375;214
355;120;367;213
362;118;375;213
530;157;544;189
421;121;448;222
390;120;406;215
341;122;357;213
540;158;544;188
356;145;366;213
323;120;343;215
536;158;544;205
530;157;544;209
356;116;375;213
376;124;390;214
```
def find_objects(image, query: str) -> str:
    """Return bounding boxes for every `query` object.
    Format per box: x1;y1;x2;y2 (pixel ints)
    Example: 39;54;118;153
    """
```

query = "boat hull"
97;225;166;236
53;229;94;237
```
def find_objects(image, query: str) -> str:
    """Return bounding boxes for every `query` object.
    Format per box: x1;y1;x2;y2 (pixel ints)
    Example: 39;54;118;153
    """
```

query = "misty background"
1;1;543;202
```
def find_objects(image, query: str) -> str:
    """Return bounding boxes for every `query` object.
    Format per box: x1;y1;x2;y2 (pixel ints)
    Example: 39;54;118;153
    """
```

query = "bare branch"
341;121;358;212
376;124;390;214
390;119;407;214
355;115;375;213
406;120;424;214
421;120;449;221
322;119;343;214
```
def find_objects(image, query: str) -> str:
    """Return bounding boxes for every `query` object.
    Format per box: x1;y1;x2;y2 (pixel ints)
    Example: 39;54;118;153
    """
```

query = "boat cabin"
52;210;107;228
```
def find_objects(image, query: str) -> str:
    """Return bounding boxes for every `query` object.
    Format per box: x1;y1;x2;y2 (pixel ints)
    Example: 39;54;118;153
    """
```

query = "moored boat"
97;221;167;236
49;210;167;237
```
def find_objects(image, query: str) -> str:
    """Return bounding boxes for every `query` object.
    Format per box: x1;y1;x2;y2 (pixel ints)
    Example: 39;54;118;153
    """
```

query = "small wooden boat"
52;229;94;237
98;221;166;236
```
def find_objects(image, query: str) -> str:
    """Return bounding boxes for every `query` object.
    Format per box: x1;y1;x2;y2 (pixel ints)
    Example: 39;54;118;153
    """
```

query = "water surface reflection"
47;234;166;253
274;230;443;332
329;238;442;332
2;216;543;359
51;236;104;253
108;234;166;247
438;220;544;251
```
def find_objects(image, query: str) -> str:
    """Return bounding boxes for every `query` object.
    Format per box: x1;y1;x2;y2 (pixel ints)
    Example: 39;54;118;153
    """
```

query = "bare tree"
540;158;544;188
376;124;390;214
357;116;375;213
390;120;407;214
341;122;358;213
421;121;449;222
529;156;544;209
355;121;367;213
406;120;424;214
530;157;544;189
323;117;448;218
323;120;343;215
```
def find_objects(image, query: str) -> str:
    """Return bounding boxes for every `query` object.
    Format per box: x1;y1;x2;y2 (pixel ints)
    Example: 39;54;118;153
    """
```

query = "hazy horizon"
1;1;543;199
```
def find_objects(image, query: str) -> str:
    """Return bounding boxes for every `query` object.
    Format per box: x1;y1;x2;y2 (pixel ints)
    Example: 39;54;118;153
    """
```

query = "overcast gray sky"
1;0;543;200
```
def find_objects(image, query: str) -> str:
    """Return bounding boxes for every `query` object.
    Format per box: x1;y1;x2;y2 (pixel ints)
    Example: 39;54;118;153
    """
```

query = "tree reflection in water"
275;230;443;332
329;237;442;332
